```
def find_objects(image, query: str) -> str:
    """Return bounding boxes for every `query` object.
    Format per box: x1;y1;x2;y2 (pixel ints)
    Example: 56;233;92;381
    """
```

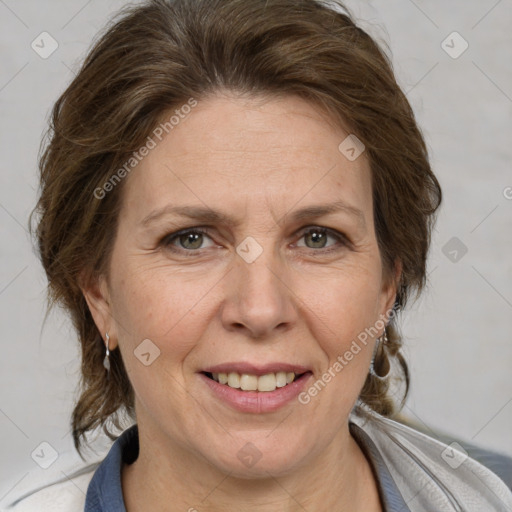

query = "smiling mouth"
202;371;309;392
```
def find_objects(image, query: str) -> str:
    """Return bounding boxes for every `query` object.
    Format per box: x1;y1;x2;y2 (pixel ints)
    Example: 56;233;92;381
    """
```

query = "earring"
103;332;111;373
369;327;391;381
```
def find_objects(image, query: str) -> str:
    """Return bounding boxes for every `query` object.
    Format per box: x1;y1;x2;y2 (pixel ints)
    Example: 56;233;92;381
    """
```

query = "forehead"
119;92;373;225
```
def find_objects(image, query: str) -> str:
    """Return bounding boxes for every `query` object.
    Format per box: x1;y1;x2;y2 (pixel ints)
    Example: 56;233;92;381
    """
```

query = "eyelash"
160;226;350;256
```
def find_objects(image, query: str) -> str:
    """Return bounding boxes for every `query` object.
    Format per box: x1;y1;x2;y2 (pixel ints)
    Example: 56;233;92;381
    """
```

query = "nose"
220;243;297;339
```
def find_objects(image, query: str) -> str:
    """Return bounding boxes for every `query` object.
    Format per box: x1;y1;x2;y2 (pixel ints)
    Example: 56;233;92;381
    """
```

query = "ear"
79;270;119;350
380;258;402;318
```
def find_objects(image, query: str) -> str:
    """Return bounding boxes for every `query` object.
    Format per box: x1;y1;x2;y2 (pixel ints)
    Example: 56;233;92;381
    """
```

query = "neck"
121;419;382;512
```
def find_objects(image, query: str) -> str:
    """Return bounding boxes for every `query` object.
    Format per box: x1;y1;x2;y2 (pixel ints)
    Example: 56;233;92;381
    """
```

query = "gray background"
1;0;511;505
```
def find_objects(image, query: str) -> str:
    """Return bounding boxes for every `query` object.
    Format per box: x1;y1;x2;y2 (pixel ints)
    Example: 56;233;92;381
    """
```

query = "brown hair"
30;0;441;459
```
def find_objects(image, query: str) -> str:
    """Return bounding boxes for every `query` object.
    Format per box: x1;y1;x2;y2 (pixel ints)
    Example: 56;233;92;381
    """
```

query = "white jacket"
1;468;96;512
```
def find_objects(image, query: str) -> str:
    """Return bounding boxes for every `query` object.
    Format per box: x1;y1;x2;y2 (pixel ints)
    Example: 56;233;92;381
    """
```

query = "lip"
199;371;313;414
202;362;311;376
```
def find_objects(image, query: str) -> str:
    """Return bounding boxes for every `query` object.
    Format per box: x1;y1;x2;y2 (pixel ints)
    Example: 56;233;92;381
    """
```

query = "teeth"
227;372;241;388
275;371;287;388
258;373;276;391
211;371;300;392
240;374;258;391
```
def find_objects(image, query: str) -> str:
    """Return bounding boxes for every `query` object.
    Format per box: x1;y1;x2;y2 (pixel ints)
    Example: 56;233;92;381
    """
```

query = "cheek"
295;267;382;410
109;258;221;365
107;265;220;419
302;261;383;339
300;259;384;388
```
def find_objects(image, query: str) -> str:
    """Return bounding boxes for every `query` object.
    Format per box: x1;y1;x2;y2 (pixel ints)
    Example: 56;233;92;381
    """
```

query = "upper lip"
201;362;311;376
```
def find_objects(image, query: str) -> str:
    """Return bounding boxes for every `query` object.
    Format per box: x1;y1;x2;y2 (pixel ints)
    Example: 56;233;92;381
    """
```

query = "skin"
83;91;399;511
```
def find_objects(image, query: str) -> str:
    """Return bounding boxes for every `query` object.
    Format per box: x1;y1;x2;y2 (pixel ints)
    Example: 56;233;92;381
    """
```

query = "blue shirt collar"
85;422;408;511
85;424;138;512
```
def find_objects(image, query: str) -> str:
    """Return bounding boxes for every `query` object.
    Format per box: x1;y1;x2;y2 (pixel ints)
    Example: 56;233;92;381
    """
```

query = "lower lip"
199;372;313;413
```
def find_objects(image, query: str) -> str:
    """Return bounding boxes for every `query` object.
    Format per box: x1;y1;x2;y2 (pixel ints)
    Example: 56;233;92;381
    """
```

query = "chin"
202;431;313;479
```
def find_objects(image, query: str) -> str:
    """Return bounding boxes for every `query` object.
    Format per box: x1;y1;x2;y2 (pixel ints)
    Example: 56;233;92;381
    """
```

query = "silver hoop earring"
369;328;391;381
103;332;111;373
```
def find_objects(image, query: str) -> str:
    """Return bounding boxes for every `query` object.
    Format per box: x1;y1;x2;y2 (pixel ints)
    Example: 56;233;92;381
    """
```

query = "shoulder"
2;467;97;512
392;412;512;492
351;404;512;511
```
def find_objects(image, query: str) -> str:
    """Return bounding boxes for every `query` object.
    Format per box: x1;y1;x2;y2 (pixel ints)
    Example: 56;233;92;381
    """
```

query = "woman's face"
85;92;397;477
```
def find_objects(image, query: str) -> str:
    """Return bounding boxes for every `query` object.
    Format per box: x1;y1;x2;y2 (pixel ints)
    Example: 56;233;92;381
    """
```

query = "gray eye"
304;229;329;248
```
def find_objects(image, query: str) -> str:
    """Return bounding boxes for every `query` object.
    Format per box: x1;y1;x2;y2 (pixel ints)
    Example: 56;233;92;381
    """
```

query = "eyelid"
293;226;352;253
160;225;351;254
160;227;216;249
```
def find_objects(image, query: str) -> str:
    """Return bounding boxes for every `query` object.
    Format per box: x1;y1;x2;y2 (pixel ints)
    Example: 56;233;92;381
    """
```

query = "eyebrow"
141;200;366;228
